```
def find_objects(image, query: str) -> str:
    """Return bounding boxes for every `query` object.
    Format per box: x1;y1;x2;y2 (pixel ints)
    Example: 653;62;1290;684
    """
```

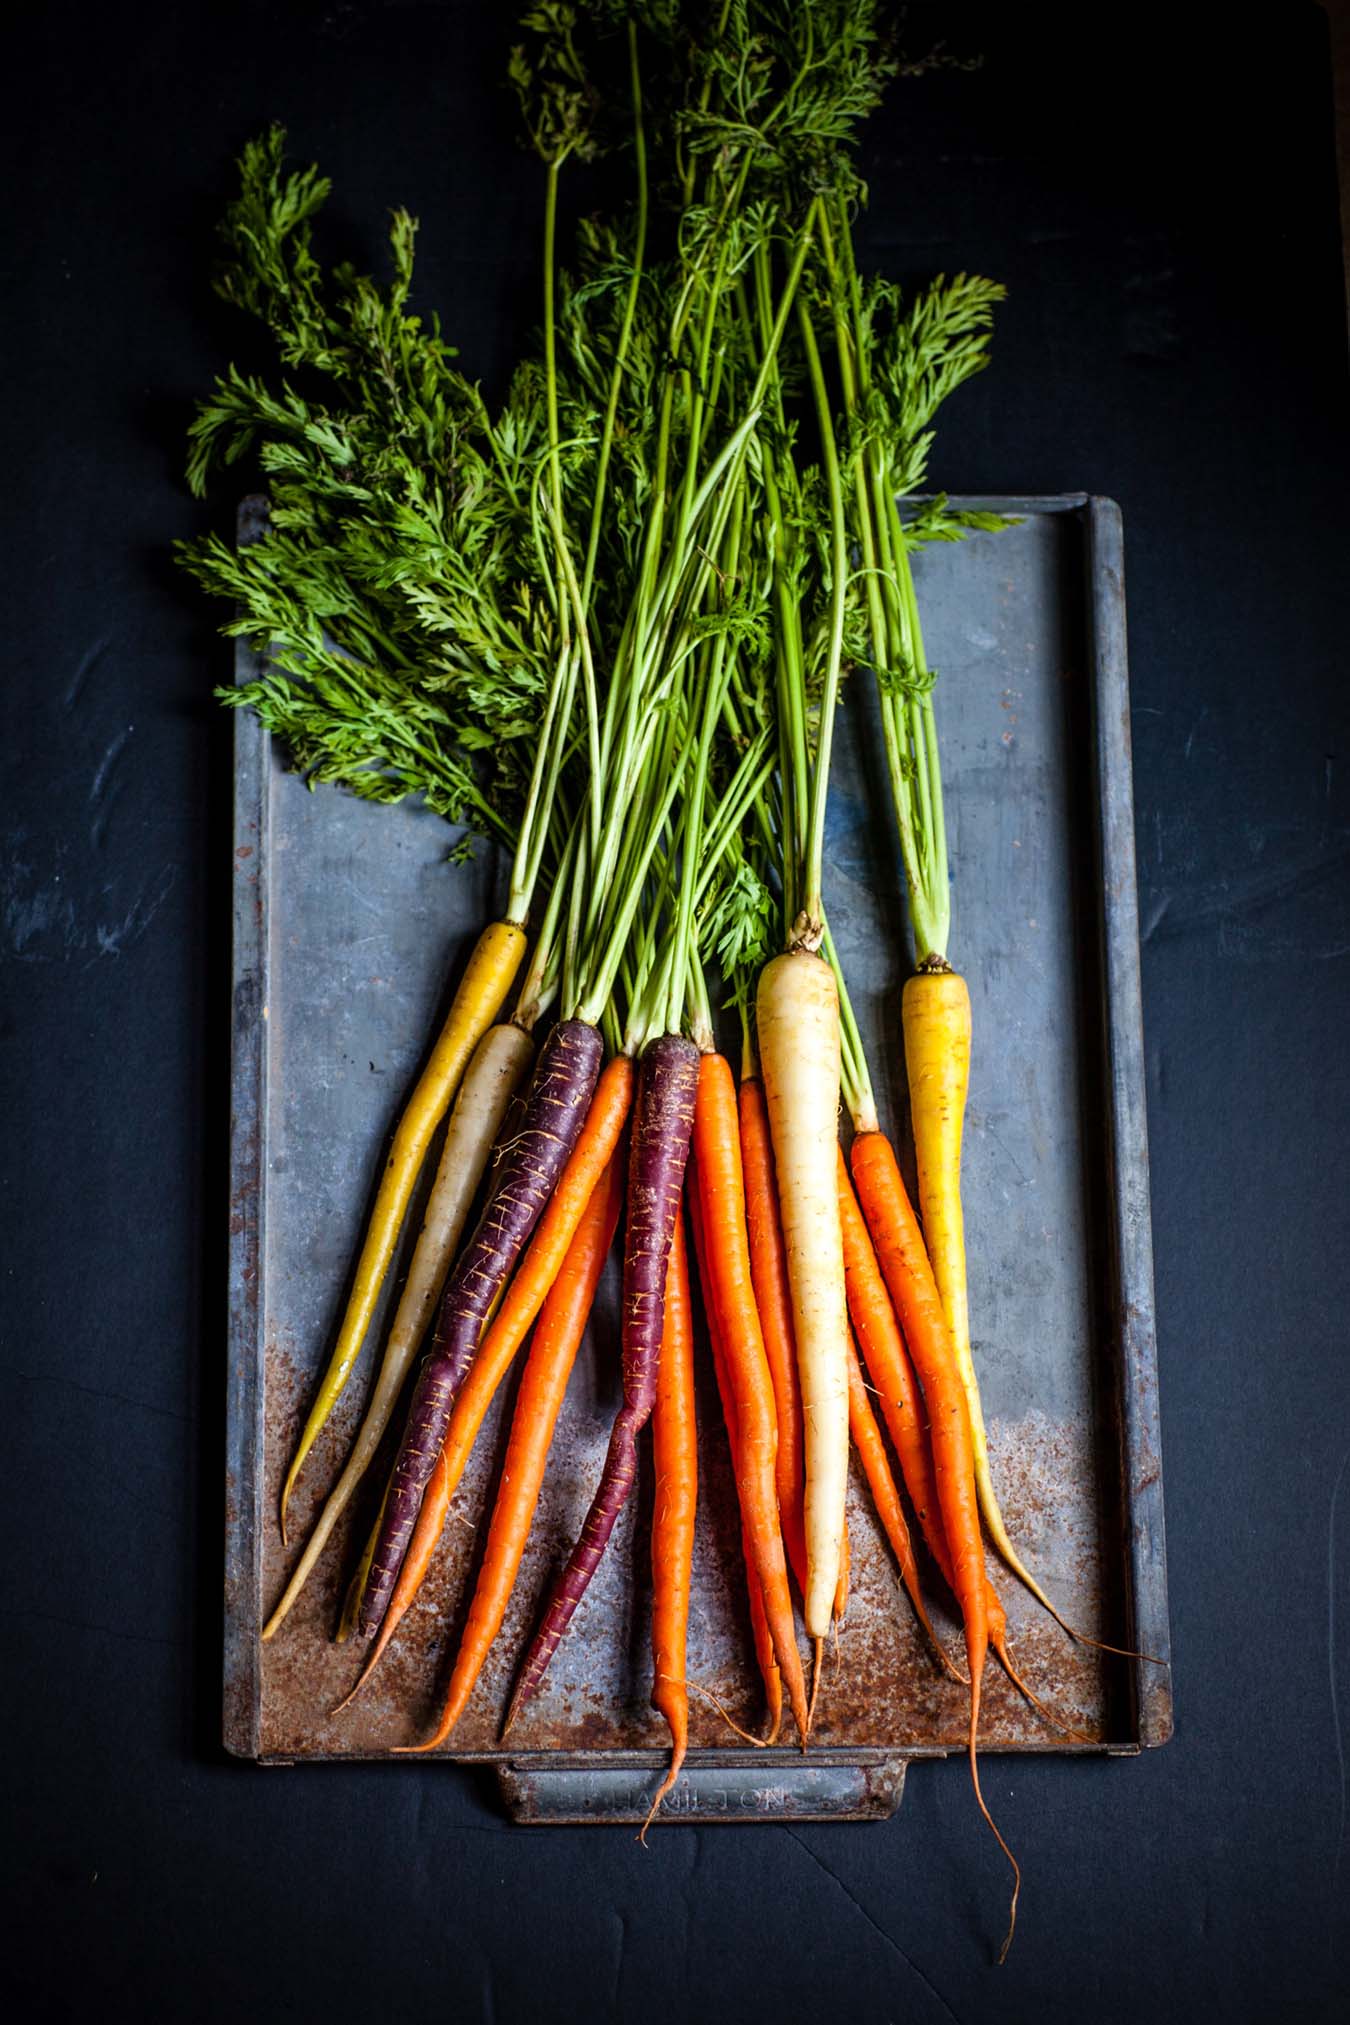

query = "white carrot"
756;946;848;1640
262;1018;533;1638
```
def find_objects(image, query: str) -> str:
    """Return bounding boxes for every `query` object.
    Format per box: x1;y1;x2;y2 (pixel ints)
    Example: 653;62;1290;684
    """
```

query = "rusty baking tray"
224;493;1172;1820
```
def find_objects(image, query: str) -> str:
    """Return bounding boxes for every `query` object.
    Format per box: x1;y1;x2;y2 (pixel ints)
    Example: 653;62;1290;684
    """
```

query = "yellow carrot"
280;917;526;1540
334;1486;384;1646
903;966;1061;1625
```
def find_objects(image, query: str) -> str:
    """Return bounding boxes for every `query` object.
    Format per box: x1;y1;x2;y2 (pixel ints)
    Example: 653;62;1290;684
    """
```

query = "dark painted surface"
4;3;1348;2019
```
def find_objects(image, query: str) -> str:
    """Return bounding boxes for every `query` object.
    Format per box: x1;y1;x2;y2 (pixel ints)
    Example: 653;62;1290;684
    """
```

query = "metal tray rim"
222;492;1173;1777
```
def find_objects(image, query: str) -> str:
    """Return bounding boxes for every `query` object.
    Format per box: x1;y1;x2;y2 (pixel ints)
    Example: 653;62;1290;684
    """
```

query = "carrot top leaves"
179;137;558;866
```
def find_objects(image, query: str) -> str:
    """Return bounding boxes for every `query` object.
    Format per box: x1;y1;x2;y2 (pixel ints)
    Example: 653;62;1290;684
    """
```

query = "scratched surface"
228;498;1169;1787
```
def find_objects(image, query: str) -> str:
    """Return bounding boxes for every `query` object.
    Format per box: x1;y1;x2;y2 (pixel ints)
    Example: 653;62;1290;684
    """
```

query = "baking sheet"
224;495;1171;1809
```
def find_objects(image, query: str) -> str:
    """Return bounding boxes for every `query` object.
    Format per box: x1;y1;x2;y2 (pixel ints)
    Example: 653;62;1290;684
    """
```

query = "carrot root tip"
994;1638;1096;1744
686;1680;769;1749
638;1752;685;1844
997;1874;1021;1966
805;1637;824;1741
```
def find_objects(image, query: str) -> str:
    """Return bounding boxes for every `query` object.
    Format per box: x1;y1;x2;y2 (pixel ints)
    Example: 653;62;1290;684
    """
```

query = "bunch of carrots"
183;0;1148;1960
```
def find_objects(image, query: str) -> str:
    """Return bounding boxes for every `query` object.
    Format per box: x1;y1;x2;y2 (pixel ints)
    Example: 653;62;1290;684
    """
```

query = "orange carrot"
839;1143;973;1601
738;1075;807;1598
743;1534;783;1744
838;1147;947;1557
689;1162;783;1743
397;1145;626;1752
331;1443;449;1707
692;1055;809;1742
337;1055;634;1706
838;1146;1060;1707
845;1333;960;1680
851;1128;1019;1959
643;1209;699;1826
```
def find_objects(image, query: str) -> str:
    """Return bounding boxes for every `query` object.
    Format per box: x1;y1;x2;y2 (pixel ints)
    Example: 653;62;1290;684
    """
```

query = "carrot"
837;1149;1006;1675
756;948;849;1640
336;1055;635;1702
837;1146;947;1561
845;1333;959;1679
903;971;1045;1601
689;1167;784;1745
642;1209;699;1826
842;1156;1078;1712
334;1482;384;1647
851;1126;1019;1960
692;1053;809;1741
908;973;1108;1662
505;1032;700;1725
903;977;1120;1662
357;1017;604;1637
395;1145;626;1752
280;917;527;1540
265;1021;534;1637
737;1074;807;1598
743;1543;783;1744
741;1077;849;1645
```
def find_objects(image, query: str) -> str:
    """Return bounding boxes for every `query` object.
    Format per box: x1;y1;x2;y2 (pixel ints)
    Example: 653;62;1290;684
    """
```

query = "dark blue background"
5;4;1349;2018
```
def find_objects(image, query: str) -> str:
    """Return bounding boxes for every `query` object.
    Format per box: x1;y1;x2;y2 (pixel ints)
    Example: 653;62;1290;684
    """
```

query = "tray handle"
495;1755;909;1825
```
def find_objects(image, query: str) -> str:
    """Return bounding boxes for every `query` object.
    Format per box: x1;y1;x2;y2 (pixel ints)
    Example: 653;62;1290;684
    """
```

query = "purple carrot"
356;1017;603;1637
503;1031;700;1728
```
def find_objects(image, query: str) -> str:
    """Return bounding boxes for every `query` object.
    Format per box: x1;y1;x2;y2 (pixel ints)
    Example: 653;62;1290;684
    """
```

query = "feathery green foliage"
180;126;562;846
179;0;1007;1006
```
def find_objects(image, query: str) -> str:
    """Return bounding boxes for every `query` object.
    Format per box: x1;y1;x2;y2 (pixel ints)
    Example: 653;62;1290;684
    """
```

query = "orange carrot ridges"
692;1055;808;1742
689;1154;783;1742
643;1209;699;1828
844;1332;960;1681
737;1075;808;1599
743;1537;783;1744
837;1147;947;1560
838;1147;1035;1693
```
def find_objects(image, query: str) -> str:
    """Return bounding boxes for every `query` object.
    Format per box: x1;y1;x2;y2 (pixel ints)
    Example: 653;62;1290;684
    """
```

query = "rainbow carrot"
505;1033;699;1725
397;1146;627;1751
357;1018;603;1637
643;1210;699;1825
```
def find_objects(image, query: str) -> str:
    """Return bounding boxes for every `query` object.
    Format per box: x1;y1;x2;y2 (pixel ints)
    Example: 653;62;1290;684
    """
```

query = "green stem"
822;922;877;1136
666;478;746;1036
739;998;756;1082
579;19;648;616
513;819;578;1029
687;949;715;1056
573;704;690;1030
502;156;581;927
796;290;848;946
826;197;951;967
542;158;564;553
